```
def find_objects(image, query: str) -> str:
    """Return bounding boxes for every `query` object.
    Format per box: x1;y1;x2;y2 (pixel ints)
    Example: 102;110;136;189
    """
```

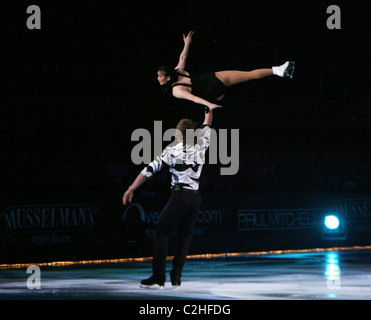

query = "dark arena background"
0;0;370;302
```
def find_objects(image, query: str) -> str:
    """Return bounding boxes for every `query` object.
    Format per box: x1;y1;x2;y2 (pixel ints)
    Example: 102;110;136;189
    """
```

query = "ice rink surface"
1;249;371;300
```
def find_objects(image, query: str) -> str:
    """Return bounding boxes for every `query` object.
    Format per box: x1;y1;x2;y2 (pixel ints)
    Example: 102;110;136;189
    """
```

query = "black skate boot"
140;275;165;289
170;270;181;287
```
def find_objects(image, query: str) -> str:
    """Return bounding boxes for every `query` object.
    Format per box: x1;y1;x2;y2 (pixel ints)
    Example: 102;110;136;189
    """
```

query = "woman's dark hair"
158;65;179;94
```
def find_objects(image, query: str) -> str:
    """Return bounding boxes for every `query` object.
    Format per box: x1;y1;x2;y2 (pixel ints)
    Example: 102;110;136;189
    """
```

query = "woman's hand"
183;31;195;46
208;103;223;110
205;103;222;114
176;31;194;70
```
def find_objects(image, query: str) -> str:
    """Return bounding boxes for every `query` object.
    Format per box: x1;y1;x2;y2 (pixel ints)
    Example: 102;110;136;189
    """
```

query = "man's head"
176;118;199;144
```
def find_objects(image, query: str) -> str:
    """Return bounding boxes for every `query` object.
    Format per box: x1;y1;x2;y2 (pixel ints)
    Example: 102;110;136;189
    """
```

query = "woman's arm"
175;31;194;71
172;86;222;110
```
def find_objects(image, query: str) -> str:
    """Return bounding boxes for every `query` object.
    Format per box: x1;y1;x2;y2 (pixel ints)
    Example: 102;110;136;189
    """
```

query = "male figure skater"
123;105;220;288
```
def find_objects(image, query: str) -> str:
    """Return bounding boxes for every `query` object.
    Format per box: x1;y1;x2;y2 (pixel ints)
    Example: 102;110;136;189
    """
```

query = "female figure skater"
157;31;295;110
123;105;220;288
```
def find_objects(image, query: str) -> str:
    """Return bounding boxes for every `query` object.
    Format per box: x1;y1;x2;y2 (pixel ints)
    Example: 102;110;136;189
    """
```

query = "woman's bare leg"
215;69;273;87
215;61;295;87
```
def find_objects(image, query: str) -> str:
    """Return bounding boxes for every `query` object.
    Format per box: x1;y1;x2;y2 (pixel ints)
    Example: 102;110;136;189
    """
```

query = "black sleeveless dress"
172;72;226;103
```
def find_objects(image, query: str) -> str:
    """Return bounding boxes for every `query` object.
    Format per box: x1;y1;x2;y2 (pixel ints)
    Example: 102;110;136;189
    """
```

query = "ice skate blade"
284;61;295;79
170;285;179;290
140;284;165;290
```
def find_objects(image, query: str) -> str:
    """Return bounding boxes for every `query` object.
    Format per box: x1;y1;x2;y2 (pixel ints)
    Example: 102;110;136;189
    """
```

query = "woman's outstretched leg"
215;61;295;87
215;69;273;86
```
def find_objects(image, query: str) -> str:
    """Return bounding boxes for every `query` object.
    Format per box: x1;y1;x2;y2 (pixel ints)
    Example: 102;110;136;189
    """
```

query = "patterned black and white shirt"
141;125;211;190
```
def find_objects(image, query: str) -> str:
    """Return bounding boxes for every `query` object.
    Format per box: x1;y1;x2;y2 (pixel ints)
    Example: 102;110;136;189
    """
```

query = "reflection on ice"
325;252;341;290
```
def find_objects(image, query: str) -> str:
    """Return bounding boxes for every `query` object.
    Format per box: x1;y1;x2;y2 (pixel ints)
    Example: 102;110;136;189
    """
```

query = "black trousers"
152;188;201;281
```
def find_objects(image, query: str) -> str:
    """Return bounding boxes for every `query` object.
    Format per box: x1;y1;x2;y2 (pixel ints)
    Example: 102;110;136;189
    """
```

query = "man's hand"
123;188;134;206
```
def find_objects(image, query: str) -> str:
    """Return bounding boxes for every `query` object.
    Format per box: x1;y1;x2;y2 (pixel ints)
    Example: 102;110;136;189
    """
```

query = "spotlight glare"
324;215;340;230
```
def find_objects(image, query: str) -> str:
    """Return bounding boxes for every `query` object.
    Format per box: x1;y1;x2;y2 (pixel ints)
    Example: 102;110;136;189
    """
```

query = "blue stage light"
324;215;340;230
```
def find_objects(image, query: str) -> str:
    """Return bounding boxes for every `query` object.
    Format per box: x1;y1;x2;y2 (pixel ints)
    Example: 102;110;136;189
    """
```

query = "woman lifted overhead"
157;31;295;111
